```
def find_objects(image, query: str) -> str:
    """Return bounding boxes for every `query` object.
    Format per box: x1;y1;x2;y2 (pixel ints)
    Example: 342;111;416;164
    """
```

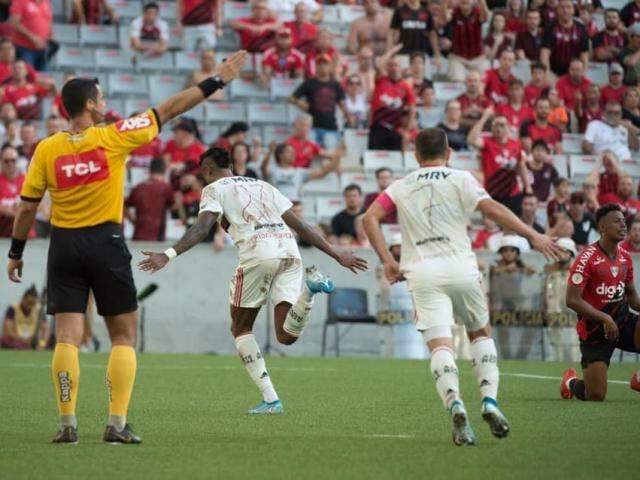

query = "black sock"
569;378;586;401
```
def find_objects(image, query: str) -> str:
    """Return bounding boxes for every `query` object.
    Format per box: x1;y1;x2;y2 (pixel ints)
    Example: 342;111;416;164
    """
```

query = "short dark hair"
143;1;159;11
415;128;448;161
553;177;569;188
530;61;546;72
200;146;231;169
149;157;166;174
605;7;620;15
532;138;550;152
61;78;100;118
596;203;623;225
23;284;38;298
375;167;392;178
509;78;524;88
570;191;585;204
343;183;362;196
409;51;425;63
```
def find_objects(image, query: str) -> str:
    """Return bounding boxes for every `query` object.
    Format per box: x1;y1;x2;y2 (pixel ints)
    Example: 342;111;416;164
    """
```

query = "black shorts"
580;302;638;368
47;222;138;317
368;126;403;151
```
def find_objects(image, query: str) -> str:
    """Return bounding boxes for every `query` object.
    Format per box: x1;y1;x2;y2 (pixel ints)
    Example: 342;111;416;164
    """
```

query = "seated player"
139;147;367;415
561;203;640;401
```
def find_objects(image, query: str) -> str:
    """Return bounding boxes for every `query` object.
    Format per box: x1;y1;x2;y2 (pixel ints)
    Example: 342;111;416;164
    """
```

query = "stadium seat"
124;98;151;117
322;4;340;23
302;173;341;194
216;28;241;50
338;4;365;23
55;45;95;69
79;25;118;46
149;74;183;103
621;156;640;178
316;196;344;220
108;73;148;97
449;151;481;171
157;1;176;21
362;150;404;172
270;78;302;100
262;125;291;144
52;24;79;44
333;32;348;52
513;60;532;83
175;51;201;71
205;102;247;123
340;171;377;193
224;1;252;20
247;102;288;124
569;154;598;178
433;82;465;102
188;104;207;122
230;78;269;99
602;0;627;12
552;154;569;178
561;133;583;154
201;125;221;145
51;0;66;18
301;195;317;221
107;98;126;117
95;48;134;71
343;128;368;168
167;26;183;50
321;288;376;357
137;52;175;71
111;0;142;20
403;151;418;170
586;63;608;86
418;107;443;128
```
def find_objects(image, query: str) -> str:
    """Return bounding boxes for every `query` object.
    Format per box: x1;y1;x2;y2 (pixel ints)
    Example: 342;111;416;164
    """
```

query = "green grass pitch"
1;351;639;480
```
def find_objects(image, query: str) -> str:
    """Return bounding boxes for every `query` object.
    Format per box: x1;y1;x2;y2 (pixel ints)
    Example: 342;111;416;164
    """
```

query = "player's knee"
275;330;296;345
230;324;251;338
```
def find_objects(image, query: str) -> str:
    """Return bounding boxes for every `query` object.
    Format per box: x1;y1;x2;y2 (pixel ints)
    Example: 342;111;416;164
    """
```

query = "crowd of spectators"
5;0;640;257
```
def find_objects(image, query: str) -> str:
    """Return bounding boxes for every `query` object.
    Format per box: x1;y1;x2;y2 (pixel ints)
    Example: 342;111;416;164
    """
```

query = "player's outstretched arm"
154;50;247;126
138;211;219;273
477;198;565;261
362;201;402;284
281;209;368;274
7;200;39;283
566;284;619;340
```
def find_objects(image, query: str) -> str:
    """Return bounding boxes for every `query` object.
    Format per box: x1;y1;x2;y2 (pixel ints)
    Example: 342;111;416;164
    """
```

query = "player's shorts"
404;259;489;332
47;222;138;317
229;257;302;309
579;302;639;368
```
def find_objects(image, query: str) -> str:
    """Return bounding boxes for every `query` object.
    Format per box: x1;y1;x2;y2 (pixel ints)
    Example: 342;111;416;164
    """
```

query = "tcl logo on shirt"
117;113;152;132
596;281;625;301
54;149;109;189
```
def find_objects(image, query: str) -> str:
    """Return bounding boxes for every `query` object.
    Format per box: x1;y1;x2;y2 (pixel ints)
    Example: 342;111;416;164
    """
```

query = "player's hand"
7;258;23;283
383;259;404;284
138;251;170;273
215;50;248;84
336;250;368;274
530;233;565;262
602;315;619;341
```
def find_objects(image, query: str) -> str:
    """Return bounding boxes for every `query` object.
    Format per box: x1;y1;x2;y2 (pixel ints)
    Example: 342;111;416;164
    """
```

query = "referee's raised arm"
154;50;247;126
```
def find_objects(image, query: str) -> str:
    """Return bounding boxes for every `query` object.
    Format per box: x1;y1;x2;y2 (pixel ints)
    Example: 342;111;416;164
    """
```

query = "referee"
6;50;247;444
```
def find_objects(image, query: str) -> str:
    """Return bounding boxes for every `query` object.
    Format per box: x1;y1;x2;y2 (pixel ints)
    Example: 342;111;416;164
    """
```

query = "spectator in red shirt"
524;62;551;108
468;107;529;214
592;9;626;62
520;97;563;153
284;2;318;54
471;216;503;250
0;145;24;237
484;12;514;62
540;0;590;76
213;121;249;153
161;117;205;169
504;0;526;35
540;0;559;24
588;150;622;202
495;78;534;135
176;0;222;50
600;63;627;105
71;0;118;24
515;8;543;61
556;58;591;111
368;55;416;151
621;0;640;27
8;0;52;71
483;48;516;105
526;139;559;202
458;70;491;128
363;167;397;224
599;174;640;222
286;113;335;168
621;218;640;252
304;28;344;78
2;60;51;120
229;0;278;53
575;83;603;133
260;26;305;87
125;158;176;241
0;38;38;84
447;0;490;82
546;177;571;227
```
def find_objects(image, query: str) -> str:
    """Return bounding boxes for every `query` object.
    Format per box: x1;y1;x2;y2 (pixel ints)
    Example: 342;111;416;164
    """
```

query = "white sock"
107;415;126;431
470;336;499;402
234;334;278;403
430;347;461;410
282;284;314;337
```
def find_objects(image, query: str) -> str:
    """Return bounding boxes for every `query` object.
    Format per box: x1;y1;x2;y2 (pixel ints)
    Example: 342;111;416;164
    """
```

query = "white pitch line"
502;372;629;385
364;434;415;439
6;362;335;373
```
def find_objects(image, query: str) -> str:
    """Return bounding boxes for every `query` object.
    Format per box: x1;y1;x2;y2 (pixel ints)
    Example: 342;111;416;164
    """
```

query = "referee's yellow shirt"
21;109;160;229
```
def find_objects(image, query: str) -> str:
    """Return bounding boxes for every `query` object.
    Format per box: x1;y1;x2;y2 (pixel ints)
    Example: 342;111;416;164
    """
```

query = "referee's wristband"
163;248;177;261
197;76;226;98
8;238;26;260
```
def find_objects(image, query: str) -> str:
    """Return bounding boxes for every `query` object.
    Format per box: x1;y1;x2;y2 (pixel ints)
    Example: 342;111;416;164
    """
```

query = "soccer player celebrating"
6;50;249;444
561;203;640;401
139;147;367;415
363;128;562;446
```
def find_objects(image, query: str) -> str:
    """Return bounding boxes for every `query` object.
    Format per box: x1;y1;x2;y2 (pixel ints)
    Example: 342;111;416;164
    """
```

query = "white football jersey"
384;167;490;272
199;177;301;267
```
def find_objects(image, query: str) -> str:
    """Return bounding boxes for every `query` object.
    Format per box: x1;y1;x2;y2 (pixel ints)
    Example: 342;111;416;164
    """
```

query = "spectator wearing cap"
130;2;169;57
621;0;640;27
260;26;305;87
229;0;278;53
540;0;589;77
515;9;543;61
71;0;118;24
601;63;627;105
363;167;397;224
567;191;598;247
482;48;516;106
161;118;205;169
582;101;639;160
0;38;38;84
575;84;603;133
176;0;223;51
592;9;625;63
547;177;571;227
1;60;52;120
526;140;559;202
437;100;469;152
8;0;52;71
520;97;563;153
289;53;349;149
622;87;640;128
286;113;338;168
520;193;546;238
447;0;490;82
457;70;492;129
213;121;249;153
347;0;391;56
599;173;640;221
621;218;640;252
620;23;640;84
495;78;534;135
284;2;318;54
524;62;551;108
556;58;591;112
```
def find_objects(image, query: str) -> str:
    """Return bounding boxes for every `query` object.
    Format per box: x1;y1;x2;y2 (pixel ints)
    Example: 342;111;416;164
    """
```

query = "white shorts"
183;23;217;51
229;258;302;309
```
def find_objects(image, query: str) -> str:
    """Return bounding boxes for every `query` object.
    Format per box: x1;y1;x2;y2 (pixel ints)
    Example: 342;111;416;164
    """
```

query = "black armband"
198;76;226;98
8;238;26;260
